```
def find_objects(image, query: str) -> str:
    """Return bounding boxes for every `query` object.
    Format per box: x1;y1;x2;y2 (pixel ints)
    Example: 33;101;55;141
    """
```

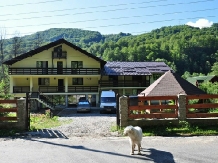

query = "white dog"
123;125;143;155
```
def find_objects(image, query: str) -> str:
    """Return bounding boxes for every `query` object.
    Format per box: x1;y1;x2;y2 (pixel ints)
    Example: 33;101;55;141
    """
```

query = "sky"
0;0;218;38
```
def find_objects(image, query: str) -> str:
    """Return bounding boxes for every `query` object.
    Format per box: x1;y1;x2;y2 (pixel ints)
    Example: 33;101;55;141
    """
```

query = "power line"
0;0;214;17
0;0;62;8
0;0;169;16
1;7;217;22
1;0;216;37
5;15;216;37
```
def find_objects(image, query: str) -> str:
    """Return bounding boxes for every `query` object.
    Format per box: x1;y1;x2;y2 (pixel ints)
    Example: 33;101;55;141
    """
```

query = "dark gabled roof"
139;70;207;96
102;61;172;75
3;39;106;65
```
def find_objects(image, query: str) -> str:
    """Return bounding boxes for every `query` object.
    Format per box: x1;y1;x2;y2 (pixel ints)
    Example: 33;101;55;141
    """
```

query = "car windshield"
101;97;116;103
78;101;90;106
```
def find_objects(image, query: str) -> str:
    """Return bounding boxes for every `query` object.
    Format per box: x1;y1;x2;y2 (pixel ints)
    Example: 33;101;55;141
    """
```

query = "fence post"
177;94;187;121
17;98;27;131
116;93;120;130
119;95;129;127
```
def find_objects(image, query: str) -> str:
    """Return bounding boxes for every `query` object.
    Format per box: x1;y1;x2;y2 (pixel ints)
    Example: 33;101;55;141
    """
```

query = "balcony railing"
52;51;67;59
99;80;150;87
39;86;65;93
13;86;30;93
68;86;98;92
39;86;98;93
9;68;101;75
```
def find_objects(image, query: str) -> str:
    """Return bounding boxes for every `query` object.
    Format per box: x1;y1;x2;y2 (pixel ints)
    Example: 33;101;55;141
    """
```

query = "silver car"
77;101;91;113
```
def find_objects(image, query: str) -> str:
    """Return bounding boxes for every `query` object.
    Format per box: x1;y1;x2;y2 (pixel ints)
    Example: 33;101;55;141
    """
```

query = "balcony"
99;80;150;87
13;86;99;93
13;86;30;93
52;51;67;59
39;86;98;93
68;86;98;92
9;68;101;75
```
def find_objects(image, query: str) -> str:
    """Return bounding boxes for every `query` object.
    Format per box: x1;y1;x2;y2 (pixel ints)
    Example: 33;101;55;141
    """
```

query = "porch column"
30;77;33;92
65;77;68;107
96;94;99;107
65;77;68;92
10;76;13;94
123;89;125;96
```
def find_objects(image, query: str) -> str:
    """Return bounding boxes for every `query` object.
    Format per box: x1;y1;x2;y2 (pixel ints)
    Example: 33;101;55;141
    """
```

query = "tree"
11;31;22;58
211;62;218;75
0;28;6;79
34;32;43;49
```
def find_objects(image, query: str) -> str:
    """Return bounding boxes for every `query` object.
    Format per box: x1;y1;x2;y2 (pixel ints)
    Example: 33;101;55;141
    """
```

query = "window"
153;74;161;80
36;61;48;68
132;75;142;81
71;61;83;68
38;78;50;85
54;45;62;57
36;61;48;74
72;78;83;85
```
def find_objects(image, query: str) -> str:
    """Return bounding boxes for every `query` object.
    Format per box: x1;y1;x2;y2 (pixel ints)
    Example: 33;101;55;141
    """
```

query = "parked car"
100;90;116;114
77;101;91;113
79;97;87;102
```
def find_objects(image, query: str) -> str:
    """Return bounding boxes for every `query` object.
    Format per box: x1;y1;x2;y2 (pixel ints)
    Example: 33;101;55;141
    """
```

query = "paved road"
1;136;218;163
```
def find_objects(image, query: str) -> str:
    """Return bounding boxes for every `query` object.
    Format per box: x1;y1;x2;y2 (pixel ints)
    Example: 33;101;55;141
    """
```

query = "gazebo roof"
139;70;207;96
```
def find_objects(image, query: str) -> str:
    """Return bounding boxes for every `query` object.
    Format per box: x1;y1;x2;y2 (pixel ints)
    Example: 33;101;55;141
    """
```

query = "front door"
57;61;63;74
58;79;64;92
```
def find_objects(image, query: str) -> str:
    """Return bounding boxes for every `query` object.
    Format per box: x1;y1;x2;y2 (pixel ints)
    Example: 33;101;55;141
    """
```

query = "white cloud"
186;19;213;29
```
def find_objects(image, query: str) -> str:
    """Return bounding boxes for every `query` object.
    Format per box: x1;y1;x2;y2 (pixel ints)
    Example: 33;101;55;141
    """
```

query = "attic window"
54;45;62;57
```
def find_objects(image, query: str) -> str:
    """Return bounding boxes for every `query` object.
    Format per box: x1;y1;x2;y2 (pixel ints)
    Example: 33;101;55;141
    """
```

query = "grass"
30;111;72;130
112;121;218;137
0;110;72;137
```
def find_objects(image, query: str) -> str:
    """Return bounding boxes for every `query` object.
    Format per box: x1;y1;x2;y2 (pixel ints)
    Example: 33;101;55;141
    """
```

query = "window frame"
72;78;83;85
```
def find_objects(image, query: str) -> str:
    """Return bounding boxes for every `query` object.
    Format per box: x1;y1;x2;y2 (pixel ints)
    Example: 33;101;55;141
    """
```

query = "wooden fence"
128;94;218;120
128;96;178;119
186;94;218;118
0;100;18;122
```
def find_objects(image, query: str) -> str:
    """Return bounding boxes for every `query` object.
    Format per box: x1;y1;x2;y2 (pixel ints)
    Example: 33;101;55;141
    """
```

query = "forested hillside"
1;24;218;76
86;23;218;75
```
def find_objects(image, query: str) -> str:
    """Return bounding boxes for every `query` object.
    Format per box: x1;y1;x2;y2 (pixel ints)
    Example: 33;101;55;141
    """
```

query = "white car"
77;101;91;113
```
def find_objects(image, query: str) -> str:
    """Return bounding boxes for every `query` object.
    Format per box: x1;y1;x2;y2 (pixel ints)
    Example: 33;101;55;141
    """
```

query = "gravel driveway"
54;108;120;138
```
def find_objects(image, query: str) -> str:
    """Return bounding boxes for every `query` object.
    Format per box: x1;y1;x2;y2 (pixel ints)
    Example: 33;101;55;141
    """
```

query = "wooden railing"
68;86;98;92
99;80;150;87
0;100;18;122
39;86;65;93
13;86;30;93
8;68;100;75
128;96;178;119
13;86;99;93
39;86;98;93
186;94;218;118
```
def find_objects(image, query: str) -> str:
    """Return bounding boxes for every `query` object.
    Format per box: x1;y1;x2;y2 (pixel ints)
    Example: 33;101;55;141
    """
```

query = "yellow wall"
11;43;100;69
124;76;132;80
13;78;29;86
